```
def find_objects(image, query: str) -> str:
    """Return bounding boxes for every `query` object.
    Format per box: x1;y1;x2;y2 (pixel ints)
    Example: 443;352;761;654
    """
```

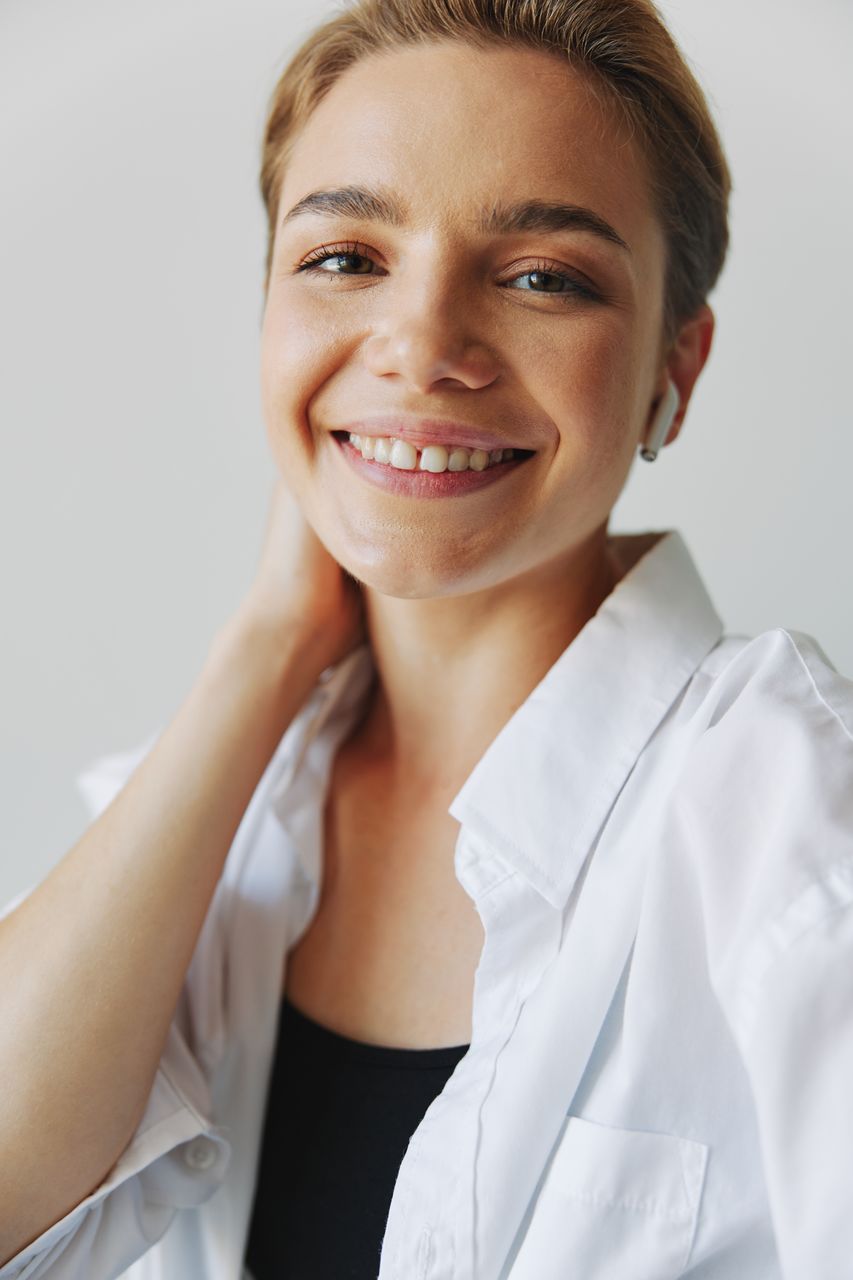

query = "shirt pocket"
506;1114;709;1280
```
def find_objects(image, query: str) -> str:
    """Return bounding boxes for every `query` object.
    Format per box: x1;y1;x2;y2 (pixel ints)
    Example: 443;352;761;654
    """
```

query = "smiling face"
260;40;671;599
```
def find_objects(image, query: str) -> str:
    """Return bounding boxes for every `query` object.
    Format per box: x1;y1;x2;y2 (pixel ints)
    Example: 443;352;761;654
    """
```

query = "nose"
362;275;501;394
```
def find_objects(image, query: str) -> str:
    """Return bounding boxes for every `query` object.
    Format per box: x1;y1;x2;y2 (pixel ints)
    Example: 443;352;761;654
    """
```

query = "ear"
644;304;715;452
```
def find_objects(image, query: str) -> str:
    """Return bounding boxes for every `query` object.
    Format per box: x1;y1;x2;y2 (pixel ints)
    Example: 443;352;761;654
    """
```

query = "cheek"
525;320;643;530
259;298;341;460
538;318;639;453
262;286;356;382
260;303;310;410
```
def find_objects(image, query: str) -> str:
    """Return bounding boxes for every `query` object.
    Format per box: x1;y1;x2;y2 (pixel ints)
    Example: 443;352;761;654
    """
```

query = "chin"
327;538;481;600
314;503;522;598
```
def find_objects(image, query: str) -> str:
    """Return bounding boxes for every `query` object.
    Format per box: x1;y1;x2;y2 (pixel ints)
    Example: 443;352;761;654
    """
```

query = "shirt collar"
271;530;723;909
448;529;724;906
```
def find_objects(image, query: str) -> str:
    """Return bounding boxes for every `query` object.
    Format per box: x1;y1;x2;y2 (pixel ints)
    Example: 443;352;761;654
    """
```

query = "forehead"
280;40;662;265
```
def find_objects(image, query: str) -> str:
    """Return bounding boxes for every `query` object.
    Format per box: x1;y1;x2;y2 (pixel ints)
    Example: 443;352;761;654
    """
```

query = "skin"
259;39;714;792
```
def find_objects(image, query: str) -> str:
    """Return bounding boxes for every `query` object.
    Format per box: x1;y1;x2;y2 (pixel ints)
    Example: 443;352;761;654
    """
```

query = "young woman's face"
260;41;669;598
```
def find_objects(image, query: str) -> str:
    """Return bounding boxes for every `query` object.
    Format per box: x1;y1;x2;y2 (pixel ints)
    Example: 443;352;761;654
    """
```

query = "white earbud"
640;378;679;462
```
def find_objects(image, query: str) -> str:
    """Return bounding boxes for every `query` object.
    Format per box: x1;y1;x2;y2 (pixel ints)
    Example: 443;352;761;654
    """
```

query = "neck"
353;522;622;788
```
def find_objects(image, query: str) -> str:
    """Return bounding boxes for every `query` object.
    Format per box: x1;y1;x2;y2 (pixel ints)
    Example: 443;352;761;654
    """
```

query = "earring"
639;378;679;462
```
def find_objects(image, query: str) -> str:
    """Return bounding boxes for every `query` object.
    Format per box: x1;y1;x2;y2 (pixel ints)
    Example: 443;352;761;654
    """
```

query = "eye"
296;242;377;276
504;263;599;302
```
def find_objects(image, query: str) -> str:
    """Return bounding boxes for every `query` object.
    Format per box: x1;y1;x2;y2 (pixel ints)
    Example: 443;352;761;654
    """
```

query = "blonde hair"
259;0;731;349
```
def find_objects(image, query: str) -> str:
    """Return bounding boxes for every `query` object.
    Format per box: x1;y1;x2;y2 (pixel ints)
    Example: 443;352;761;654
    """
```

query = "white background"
1;0;851;905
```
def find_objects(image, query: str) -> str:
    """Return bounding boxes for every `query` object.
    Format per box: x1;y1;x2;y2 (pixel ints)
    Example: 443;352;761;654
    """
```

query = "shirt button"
183;1136;217;1171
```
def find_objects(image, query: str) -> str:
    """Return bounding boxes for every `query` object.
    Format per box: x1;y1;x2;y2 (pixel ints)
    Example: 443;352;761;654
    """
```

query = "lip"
332;434;532;499
336;418;530;454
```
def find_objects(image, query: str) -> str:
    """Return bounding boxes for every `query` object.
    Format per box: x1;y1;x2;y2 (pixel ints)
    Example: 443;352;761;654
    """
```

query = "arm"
0;479;366;1268
734;869;853;1279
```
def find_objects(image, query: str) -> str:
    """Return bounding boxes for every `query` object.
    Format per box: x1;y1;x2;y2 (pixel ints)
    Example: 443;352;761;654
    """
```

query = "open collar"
448;529;724;906
269;530;723;910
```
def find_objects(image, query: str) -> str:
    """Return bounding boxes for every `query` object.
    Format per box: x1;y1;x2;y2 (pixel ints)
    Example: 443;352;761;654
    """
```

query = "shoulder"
690;626;853;741
680;625;853;798
668;626;853;863
675;625;853;852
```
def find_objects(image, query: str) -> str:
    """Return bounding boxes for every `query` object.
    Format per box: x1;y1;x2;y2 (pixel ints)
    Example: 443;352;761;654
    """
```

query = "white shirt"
3;528;853;1280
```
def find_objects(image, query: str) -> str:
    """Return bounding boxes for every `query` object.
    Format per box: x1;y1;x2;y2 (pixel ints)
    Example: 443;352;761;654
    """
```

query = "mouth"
331;430;536;471
330;430;535;499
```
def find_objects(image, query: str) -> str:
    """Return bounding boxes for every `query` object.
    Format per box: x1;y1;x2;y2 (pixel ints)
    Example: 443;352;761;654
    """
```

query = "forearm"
0;612;326;1265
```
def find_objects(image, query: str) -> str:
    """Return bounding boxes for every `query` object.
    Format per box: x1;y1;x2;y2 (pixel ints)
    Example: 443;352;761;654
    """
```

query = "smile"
331;432;534;499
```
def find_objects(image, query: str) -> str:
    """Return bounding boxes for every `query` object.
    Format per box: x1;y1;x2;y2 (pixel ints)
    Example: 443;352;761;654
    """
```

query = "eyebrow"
280;184;631;253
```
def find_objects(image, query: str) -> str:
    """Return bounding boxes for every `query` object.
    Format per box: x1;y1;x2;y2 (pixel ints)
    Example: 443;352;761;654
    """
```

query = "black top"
244;994;470;1280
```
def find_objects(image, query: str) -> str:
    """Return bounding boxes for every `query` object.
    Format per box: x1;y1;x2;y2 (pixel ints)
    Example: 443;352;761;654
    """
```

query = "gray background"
2;0;851;906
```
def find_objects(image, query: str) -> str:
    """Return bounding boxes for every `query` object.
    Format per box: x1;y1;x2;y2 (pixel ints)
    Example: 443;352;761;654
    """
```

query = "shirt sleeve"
733;865;853;1279
0;1021;232;1279
0;731;232;1280
686;629;853;1277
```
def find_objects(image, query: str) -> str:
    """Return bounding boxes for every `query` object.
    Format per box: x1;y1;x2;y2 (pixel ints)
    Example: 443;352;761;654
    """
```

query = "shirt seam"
779;627;853;746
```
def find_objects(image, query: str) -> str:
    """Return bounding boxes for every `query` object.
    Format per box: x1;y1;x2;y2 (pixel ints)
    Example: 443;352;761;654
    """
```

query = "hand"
234;475;367;674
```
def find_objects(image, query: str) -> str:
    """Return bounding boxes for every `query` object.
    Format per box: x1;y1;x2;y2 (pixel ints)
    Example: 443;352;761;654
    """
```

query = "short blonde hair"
260;0;731;349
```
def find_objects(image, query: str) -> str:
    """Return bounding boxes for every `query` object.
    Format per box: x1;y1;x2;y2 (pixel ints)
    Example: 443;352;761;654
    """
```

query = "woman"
1;0;851;1277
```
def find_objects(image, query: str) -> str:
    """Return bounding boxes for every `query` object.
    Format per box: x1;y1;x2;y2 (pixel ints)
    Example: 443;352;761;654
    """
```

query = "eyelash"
294;241;601;302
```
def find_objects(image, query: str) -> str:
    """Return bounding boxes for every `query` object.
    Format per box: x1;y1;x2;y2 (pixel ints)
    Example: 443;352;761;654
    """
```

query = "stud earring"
639;378;679;462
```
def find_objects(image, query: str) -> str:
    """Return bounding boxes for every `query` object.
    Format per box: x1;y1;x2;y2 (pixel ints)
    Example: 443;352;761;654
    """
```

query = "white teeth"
389;439;418;470
419;444;449;473
346;432;515;473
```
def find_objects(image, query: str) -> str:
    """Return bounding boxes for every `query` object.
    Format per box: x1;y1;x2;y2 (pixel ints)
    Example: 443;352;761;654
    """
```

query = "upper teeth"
347;433;514;473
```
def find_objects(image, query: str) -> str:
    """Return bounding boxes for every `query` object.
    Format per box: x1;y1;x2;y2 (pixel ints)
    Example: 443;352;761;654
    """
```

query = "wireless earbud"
639;378;679;462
